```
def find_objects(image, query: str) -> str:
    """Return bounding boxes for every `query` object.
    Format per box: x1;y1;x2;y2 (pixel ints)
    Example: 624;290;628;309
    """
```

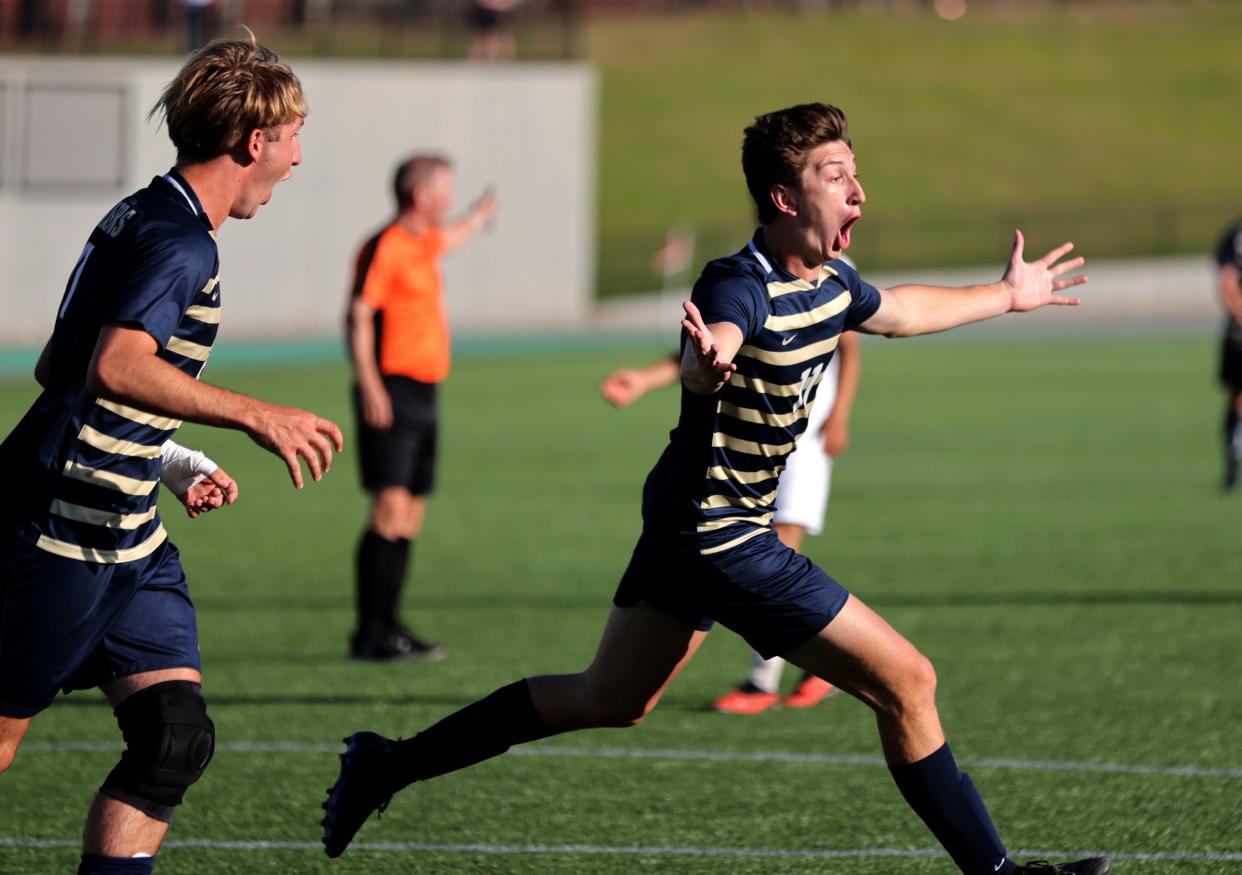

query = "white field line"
17;740;1242;780
0;837;1240;863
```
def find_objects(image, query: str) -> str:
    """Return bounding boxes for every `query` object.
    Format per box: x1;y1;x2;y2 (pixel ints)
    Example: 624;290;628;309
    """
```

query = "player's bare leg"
81;668;204;858
783;593;942;763
783;595;1108;874
528;602;709;730
0;714;32;774
323;603;707;857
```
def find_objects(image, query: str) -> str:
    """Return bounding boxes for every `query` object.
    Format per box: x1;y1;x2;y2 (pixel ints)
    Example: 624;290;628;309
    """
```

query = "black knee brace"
99;680;215;822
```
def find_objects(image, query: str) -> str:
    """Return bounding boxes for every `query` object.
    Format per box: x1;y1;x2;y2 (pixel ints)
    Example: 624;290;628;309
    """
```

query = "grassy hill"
588;4;1242;294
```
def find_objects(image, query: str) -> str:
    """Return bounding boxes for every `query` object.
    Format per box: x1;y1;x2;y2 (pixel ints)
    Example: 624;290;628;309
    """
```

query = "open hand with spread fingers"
681;300;739;395
249;404;345;489
1002;229;1088;312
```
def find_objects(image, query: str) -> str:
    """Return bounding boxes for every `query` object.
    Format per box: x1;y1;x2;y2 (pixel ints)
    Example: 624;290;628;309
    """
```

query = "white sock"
746;652;786;693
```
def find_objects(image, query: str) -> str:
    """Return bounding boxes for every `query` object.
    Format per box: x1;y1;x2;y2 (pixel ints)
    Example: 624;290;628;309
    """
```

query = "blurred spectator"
467;0;520;61
1215;220;1242;492
184;0;214;51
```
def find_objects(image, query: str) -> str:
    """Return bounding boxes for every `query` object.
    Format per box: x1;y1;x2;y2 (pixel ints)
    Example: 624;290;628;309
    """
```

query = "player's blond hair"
150;38;307;164
742;103;851;224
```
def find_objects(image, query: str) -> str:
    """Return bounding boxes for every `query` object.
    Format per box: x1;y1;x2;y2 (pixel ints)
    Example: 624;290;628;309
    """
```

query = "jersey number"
793;363;825;413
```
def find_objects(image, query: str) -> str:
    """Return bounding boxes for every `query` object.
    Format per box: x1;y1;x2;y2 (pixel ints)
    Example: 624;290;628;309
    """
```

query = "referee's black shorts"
353;376;438;495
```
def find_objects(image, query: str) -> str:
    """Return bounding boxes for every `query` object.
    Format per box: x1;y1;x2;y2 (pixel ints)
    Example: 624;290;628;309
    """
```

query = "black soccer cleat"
321;731;398;858
350;627;448;663
1013;857;1111;875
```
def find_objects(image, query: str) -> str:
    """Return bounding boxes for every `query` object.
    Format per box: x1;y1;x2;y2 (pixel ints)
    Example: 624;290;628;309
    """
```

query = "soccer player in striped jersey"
323;103;1108;875
600;326;862;713
0;40;342;875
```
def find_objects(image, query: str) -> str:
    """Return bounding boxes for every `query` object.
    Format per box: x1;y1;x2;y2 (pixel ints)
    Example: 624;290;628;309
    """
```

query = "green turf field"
0;333;1239;873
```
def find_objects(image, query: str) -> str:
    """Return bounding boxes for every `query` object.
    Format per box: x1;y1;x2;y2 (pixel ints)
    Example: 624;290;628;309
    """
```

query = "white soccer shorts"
772;355;839;536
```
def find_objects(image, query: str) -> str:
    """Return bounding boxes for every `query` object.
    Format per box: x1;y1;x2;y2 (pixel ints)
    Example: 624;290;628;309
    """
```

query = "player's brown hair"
150;38;307;164
392;155;452;211
742;103;851;224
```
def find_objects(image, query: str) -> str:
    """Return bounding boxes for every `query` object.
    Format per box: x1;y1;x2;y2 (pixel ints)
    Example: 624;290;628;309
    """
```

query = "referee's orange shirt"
353;224;450;383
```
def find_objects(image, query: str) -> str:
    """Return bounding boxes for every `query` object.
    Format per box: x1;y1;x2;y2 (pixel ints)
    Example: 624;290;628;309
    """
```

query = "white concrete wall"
0;57;596;345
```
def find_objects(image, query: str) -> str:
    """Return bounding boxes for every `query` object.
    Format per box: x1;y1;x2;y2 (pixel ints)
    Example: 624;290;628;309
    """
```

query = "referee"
345;155;497;661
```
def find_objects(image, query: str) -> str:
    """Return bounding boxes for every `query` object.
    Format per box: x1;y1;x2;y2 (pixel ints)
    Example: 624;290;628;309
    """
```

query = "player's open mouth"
836;215;860;251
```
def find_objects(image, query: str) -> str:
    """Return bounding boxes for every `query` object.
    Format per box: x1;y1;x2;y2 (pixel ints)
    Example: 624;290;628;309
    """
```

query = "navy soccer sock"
889;743;1013;875
388;680;552;790
78;854;155;874
1226;405;1240;460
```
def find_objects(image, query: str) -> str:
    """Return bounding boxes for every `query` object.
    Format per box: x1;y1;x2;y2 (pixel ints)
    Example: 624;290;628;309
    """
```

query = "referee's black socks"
355;530;412;637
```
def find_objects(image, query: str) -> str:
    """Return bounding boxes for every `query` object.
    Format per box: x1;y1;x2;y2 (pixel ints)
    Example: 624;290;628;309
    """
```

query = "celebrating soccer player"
322;103;1107;875
0;40;342;875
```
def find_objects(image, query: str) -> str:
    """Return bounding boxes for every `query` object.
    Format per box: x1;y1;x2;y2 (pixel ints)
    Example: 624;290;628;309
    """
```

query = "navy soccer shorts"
1220;330;1242;390
353;376;438;495
613;527;850;658
0;538;200;718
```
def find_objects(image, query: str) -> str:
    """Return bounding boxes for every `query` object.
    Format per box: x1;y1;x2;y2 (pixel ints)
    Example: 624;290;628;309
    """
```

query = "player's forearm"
638;358;682;393
876;283;1010;337
88;329;267;433
832;333;862;418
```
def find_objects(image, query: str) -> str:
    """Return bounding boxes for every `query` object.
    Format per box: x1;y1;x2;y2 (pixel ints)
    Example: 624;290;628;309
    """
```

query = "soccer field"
1;333;1238;874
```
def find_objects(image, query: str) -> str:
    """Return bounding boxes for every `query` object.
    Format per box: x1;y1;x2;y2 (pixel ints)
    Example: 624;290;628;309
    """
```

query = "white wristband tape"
160;440;218;495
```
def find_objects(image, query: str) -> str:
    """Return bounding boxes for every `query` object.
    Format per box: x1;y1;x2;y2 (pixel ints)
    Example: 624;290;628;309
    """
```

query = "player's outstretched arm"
821;331;862;458
860;230;1087;338
680;300;741;395
88;325;343;489
600;357;681;408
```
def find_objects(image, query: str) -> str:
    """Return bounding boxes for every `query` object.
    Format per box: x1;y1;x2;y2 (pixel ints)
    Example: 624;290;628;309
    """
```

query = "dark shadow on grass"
194;593;603;613
48;692;712;714
865;590;1242;608
196;589;1242;614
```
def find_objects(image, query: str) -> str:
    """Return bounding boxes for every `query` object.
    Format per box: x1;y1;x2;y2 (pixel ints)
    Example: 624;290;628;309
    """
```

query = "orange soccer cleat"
781;675;838;709
713;682;781;715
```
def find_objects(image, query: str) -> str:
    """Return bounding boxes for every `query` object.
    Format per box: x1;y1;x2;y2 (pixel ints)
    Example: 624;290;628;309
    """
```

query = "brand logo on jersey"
781;333;798;346
98;202;136;238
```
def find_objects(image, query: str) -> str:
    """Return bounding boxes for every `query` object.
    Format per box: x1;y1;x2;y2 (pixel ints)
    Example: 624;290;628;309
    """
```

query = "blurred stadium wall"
0;57;596;346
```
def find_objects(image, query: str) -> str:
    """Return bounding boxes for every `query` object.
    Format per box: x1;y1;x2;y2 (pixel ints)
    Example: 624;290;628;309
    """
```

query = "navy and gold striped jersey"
0;169;221;564
640;230;881;555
